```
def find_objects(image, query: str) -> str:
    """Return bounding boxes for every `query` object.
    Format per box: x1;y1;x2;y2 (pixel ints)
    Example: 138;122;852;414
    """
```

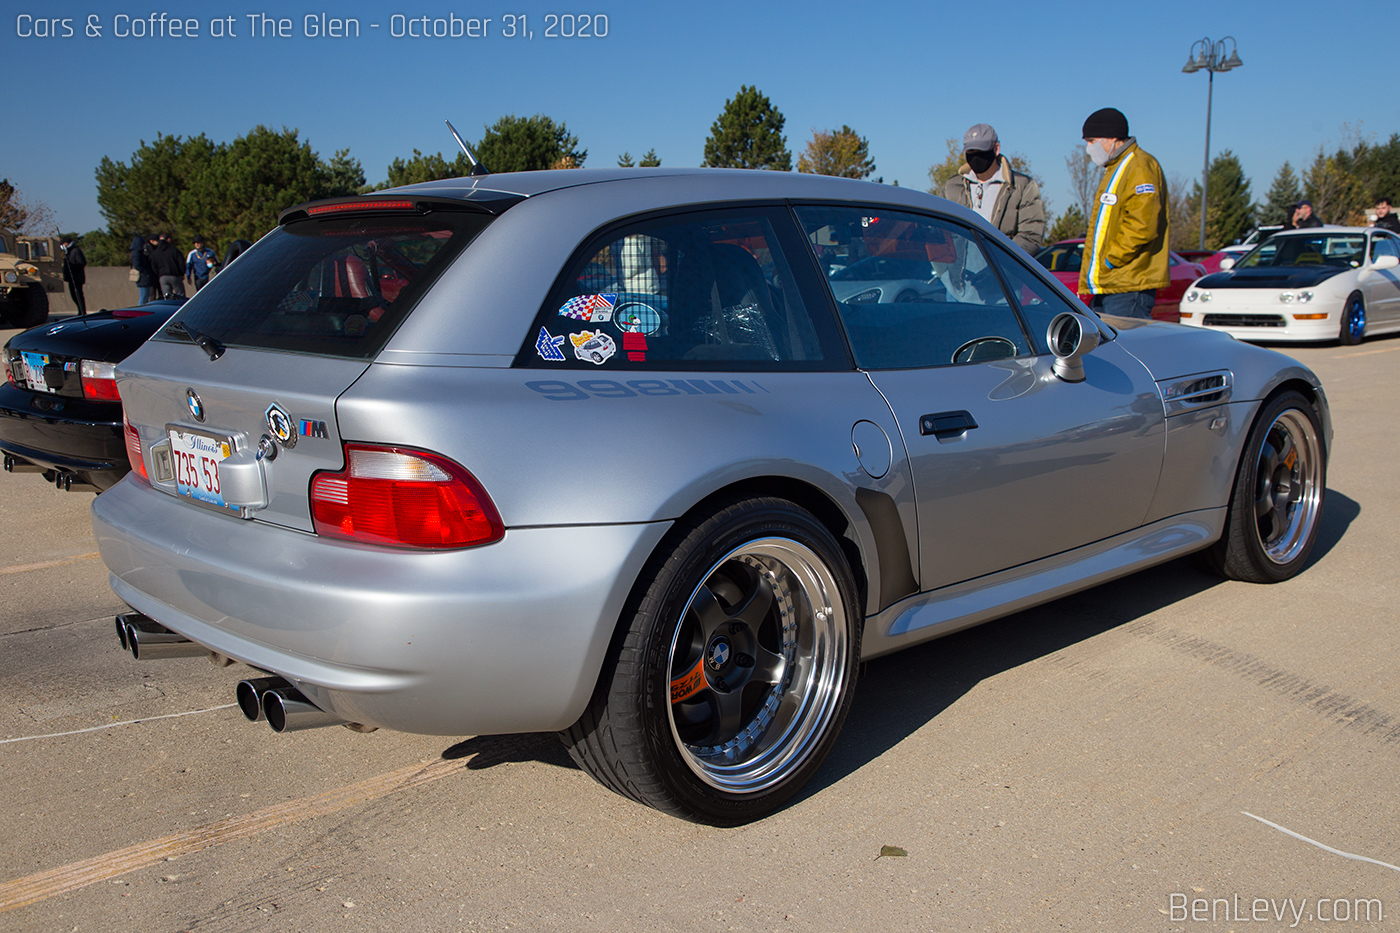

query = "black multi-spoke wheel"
563;497;860;824
1205;391;1325;583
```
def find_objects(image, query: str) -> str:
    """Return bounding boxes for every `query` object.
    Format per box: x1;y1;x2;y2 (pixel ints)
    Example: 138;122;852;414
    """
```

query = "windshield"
1237;233;1366;269
159;211;492;359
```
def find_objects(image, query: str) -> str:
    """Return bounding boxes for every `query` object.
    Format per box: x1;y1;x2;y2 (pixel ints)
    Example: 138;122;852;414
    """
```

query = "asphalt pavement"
0;329;1396;932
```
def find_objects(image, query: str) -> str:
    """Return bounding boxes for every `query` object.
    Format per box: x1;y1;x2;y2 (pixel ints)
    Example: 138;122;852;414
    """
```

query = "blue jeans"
1089;289;1157;320
138;285;155;304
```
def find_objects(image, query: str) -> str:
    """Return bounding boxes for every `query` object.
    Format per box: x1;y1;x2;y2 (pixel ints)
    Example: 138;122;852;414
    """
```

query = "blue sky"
5;0;1397;235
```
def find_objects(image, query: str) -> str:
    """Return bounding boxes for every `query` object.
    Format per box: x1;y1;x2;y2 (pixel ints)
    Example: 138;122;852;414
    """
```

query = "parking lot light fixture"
1183;36;1243;250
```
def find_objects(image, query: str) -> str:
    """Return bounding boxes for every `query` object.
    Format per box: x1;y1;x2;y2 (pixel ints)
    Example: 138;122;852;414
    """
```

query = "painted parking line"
0;704;237;746
0;552;100;576
1242;812;1400;874
1338;344;1400;358
0;755;466;913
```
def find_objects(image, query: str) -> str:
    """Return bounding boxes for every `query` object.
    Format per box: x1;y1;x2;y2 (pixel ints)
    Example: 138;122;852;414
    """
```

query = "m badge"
299;419;329;439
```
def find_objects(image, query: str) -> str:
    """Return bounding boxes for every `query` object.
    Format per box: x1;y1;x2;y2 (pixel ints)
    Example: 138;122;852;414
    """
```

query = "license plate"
19;352;51;393
168;428;235;511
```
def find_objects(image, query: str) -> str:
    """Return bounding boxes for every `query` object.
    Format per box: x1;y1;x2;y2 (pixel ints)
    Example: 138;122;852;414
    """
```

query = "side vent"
1158;371;1232;416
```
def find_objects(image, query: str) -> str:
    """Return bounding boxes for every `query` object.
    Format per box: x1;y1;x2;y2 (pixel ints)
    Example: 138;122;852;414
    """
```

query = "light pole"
1182;37;1243;250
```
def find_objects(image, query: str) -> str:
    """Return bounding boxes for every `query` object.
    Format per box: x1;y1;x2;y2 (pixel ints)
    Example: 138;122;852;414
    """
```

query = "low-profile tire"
562;496;861;825
1203;391;1325;583
1338;292;1365;346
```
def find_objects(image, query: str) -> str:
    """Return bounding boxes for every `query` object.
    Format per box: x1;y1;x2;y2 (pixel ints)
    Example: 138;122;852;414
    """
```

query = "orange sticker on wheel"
670;658;707;704
1283;448;1297;469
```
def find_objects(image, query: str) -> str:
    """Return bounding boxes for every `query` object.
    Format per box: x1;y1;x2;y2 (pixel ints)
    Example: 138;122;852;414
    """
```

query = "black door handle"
920;410;978;438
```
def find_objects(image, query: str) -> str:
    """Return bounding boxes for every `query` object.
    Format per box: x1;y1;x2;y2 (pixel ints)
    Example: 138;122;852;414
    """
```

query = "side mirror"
1219;257;1236;271
1372;254;1400;271
1048;312;1102;383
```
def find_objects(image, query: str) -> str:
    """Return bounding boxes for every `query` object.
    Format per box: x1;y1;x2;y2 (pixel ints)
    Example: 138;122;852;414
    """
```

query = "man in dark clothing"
60;237;87;315
1374;197;1400;233
130;234;157;304
1292;200;1324;228
148;234;186;298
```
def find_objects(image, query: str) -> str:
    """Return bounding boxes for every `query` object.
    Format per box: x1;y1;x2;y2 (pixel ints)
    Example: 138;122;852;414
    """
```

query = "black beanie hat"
1082;107;1130;139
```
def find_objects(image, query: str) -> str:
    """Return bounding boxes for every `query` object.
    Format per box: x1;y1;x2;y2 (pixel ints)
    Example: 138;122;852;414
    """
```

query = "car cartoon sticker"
535;326;567;361
558;293;617;322
614;301;661;336
570;330;616;365
622;331;647;361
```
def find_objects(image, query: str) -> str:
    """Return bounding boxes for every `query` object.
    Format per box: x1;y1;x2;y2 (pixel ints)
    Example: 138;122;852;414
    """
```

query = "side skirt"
859;509;1225;660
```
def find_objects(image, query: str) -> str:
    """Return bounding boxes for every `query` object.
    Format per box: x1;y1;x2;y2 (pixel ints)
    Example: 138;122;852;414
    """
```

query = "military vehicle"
0;230;57;328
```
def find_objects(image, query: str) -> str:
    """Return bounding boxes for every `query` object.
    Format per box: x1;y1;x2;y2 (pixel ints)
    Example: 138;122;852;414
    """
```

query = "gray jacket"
942;156;1046;253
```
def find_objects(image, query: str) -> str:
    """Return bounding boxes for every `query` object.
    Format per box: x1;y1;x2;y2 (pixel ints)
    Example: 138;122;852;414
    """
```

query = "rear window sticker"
570;330;617;365
622;331;647;362
559;293;617;322
535;326;567;361
615;301;661;336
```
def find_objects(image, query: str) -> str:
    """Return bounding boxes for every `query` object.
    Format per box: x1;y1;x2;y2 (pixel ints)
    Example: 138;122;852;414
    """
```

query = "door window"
985;240;1094;354
794;206;1031;369
1370;234;1400;263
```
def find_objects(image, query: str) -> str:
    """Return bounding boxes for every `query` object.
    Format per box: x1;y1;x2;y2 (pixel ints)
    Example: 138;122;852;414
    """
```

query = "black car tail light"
80;360;120;401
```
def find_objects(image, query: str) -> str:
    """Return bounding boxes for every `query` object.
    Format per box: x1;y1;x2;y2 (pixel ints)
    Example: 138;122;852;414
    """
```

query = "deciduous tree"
475;114;585;174
797;126;874;179
0;179;55;234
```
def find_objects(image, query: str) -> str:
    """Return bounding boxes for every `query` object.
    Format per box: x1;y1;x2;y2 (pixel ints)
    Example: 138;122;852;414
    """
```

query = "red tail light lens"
310;444;504;549
80;360;121;401
123;415;148;482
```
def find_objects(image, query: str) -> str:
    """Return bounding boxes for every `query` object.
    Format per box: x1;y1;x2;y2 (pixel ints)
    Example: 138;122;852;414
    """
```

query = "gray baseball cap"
962;123;998;153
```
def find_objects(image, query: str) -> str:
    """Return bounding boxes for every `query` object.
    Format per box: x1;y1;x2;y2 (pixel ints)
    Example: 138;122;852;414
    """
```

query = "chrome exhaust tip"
262;687;346;733
118;612;208;660
235;676;288;723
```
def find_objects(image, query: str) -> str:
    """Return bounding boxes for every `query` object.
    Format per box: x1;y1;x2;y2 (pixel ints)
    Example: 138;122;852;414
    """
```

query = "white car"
1179;226;1400;344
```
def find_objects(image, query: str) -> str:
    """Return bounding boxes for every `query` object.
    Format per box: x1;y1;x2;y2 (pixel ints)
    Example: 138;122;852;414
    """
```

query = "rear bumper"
92;475;672;735
0;384;125;479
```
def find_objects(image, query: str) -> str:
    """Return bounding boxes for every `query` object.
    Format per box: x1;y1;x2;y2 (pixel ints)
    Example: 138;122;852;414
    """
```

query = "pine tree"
702;86;790;171
1045;205;1087;243
639;148;662;167
1259;161;1302;226
1187;151;1254;249
617;152;635;167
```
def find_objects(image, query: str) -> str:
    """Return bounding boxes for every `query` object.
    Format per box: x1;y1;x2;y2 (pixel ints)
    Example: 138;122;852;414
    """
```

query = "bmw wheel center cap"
707;637;731;671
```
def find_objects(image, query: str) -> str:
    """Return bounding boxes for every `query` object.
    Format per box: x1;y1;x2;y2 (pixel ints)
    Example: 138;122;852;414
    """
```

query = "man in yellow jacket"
1078;108;1170;319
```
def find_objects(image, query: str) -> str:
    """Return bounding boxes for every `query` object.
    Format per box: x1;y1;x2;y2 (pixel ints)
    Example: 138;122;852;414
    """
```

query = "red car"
1033;239;1208;322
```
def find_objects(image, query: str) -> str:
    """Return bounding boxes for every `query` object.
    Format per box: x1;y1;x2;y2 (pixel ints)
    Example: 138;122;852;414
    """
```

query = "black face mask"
966;150;997;175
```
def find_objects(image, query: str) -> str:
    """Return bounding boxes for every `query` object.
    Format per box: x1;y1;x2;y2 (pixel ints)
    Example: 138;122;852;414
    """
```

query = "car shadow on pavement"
803;488;1360;804
434;490;1362;803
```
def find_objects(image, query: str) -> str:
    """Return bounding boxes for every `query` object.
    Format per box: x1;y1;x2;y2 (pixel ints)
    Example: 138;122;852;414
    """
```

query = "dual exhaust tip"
115;612;355;733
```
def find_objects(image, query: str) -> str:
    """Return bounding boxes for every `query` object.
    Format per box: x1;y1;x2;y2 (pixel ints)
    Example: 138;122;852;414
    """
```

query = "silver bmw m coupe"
94;169;1331;824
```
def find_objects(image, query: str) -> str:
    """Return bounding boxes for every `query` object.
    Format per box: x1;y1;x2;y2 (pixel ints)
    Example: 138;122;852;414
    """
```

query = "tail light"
310;444;504;549
123;415;148;482
80;360;121;401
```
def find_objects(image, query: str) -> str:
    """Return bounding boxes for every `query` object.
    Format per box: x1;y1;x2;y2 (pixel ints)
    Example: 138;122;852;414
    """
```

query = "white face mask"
1086;139;1112;167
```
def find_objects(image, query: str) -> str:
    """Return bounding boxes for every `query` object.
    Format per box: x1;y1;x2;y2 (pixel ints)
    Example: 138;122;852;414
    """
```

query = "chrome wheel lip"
1255;409;1323;565
666;536;848;795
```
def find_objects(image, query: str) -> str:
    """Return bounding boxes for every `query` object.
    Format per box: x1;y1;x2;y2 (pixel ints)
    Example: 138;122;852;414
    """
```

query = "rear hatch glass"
155;210;493;360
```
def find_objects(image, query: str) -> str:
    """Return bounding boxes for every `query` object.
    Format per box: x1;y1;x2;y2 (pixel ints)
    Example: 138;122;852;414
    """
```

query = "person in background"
130;234;157;304
60;236;87;315
942;123;1045;253
1291;200;1323;229
1372;197;1400;233
1078;107;1170;320
185;235;218;292
148;233;186;298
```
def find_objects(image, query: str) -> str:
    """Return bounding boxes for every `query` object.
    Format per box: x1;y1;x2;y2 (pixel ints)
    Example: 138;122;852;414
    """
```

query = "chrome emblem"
707;638;731;671
265;404;296;447
186;389;204;422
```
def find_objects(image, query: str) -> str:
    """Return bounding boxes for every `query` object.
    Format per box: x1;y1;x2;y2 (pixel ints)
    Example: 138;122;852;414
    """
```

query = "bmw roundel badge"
265;403;296;448
186;389;204;422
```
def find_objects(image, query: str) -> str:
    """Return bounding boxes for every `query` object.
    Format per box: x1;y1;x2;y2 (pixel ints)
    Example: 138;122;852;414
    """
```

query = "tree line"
11;84;1398;263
